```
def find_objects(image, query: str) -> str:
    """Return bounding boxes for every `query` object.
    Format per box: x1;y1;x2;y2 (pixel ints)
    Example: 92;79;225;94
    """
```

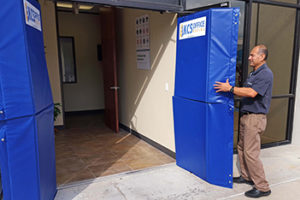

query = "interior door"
100;7;119;132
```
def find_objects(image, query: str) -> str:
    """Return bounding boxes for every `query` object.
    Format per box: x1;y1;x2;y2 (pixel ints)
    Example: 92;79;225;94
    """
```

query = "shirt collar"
251;63;267;76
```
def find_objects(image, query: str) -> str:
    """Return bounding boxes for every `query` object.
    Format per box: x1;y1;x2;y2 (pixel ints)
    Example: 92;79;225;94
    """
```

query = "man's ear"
260;53;266;61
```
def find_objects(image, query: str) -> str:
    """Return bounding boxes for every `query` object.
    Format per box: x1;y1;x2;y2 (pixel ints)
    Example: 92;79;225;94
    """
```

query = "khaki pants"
237;114;270;192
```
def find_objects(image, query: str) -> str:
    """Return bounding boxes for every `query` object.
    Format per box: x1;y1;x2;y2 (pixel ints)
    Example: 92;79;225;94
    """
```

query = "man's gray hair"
257;44;268;60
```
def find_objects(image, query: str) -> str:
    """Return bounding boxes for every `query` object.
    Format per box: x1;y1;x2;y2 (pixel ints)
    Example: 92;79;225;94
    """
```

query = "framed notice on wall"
136;14;150;70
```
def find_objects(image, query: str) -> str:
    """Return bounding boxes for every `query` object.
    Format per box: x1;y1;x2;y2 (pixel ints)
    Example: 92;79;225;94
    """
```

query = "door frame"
54;5;120;132
239;0;300;148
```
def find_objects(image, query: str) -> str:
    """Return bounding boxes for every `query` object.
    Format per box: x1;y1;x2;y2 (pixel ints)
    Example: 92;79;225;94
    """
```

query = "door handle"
110;86;120;90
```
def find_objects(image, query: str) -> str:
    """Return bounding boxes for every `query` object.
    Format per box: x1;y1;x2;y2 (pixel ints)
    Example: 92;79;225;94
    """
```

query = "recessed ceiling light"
56;2;73;9
79;5;94;10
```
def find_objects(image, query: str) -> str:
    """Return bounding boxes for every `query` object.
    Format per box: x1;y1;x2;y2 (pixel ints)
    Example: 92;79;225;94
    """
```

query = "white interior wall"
58;12;105;112
116;8;177;151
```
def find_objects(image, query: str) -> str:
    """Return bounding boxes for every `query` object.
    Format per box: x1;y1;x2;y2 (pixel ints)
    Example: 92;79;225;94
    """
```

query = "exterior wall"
292;57;300;145
38;1;300;147
40;0;64;125
58;12;105;112
116;8;177;151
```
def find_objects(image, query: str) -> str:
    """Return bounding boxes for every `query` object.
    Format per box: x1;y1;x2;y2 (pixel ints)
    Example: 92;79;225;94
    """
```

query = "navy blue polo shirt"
240;63;273;114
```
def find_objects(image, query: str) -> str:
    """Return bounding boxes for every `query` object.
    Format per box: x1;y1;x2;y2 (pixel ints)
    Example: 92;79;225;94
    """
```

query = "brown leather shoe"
233;176;254;185
245;188;271;198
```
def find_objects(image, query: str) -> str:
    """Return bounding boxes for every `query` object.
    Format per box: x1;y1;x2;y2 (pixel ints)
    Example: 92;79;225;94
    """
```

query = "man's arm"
214;79;258;98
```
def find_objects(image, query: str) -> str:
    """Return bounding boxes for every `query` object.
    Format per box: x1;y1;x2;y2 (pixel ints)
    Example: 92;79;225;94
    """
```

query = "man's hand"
214;79;232;93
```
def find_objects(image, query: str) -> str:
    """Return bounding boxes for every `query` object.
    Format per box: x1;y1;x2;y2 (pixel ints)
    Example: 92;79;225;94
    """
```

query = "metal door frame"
240;0;300;148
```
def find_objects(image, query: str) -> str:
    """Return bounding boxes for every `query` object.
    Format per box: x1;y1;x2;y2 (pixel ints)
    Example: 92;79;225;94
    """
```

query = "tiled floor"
55;112;175;186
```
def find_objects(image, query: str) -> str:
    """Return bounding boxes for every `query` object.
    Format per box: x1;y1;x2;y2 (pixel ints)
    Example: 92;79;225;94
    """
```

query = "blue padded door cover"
173;8;239;188
173;96;234;188
174;8;239;104
0;0;57;199
0;0;53;121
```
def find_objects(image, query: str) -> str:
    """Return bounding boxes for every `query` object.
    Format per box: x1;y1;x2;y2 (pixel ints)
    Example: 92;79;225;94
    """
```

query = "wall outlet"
165;83;169;91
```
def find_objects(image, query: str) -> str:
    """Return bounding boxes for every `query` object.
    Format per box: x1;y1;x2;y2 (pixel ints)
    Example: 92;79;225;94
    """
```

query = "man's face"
248;47;265;67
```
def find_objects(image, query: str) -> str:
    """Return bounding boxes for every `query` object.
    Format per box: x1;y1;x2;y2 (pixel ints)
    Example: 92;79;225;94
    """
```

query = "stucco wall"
40;0;64;126
292;57;300;145
116;8;177;151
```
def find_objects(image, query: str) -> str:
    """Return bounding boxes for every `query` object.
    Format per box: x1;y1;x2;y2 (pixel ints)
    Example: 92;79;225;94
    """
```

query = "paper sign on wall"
136;15;150;70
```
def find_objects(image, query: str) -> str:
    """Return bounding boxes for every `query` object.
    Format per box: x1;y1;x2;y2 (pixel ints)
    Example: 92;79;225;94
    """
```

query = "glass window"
59;37;77;83
263;98;289;144
271;0;298;4
250;3;295;95
233;2;296;148
249;3;296;144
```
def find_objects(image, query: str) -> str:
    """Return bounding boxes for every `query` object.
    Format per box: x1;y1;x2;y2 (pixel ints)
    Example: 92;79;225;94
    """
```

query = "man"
214;45;273;198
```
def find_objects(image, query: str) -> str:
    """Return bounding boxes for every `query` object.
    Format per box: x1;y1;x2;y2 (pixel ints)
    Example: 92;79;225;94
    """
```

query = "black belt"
241;112;265;115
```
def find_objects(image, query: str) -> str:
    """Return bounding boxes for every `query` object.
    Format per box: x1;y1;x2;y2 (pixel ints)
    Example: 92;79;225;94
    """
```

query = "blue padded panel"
173;96;207;179
0;1;35;119
173;8;238;188
173;96;234;188
1;116;40;200
207;9;239;103
0;106;57;200
0;0;53;121
0;123;12;200
36;106;57;200
174;8;239;104
175;10;209;102
0;1;56;199
206;103;234;187
25;1;53;114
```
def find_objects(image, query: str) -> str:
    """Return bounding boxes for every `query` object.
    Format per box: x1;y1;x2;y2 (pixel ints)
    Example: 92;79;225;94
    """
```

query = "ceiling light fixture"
79;5;94;10
56;2;73;9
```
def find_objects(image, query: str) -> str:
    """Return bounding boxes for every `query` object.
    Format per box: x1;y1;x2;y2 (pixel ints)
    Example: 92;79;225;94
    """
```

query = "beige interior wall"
116;8;177;151
250;4;295;142
40;0;64;126
58;12;104;112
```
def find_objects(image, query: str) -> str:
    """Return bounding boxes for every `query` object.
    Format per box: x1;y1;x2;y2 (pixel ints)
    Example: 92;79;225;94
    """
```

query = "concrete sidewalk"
55;144;300;200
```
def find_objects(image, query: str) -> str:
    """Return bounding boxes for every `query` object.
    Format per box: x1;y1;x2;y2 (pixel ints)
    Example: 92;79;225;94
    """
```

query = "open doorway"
54;2;175;186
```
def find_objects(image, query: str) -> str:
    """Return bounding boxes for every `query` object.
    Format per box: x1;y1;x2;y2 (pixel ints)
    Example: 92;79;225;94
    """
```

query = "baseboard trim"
65;109;104;115
54;125;64;130
119;123;176;159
